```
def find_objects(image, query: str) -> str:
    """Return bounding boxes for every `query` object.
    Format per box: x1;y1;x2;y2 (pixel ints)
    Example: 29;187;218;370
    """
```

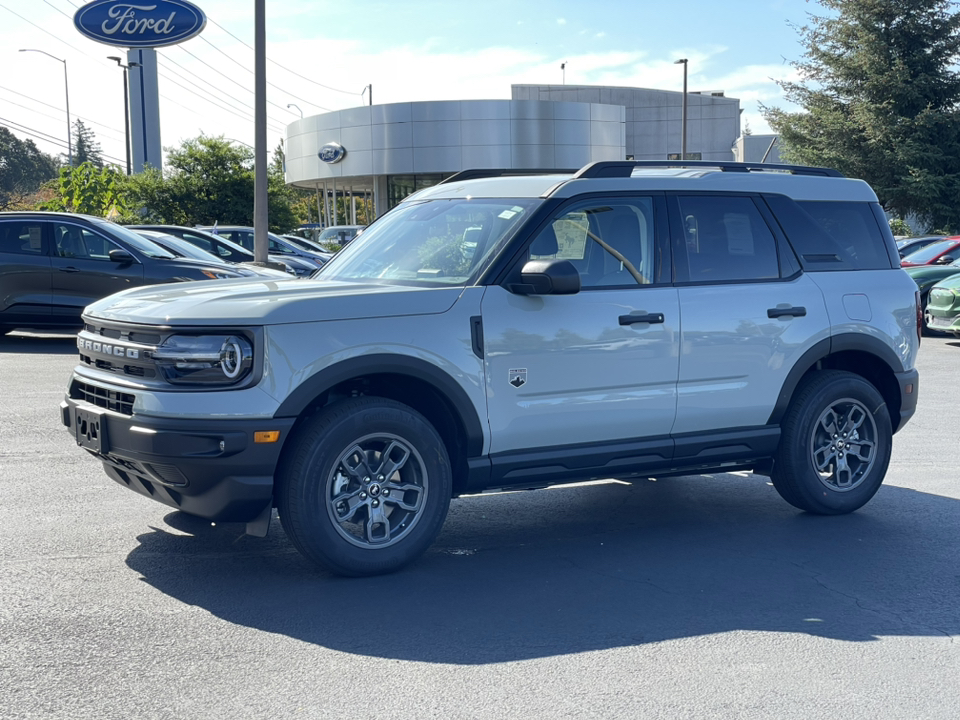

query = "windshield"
284;235;327;253
96;220;176;259
903;238;957;264
145;233;224;263
318;198;539;286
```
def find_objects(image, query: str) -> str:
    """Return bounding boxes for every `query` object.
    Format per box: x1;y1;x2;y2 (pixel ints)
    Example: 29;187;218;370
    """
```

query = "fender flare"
273;354;485;457
767;333;906;426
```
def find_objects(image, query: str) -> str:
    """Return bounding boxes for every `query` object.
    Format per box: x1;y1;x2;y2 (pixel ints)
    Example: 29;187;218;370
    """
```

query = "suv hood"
84;278;464;325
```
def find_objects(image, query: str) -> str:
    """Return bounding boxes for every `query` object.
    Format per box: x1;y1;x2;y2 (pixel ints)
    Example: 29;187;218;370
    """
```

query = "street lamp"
361;84;373;106
674;58;688;161
561;61;567;85
20;48;71;166
108;56;141;175
287;103;303;118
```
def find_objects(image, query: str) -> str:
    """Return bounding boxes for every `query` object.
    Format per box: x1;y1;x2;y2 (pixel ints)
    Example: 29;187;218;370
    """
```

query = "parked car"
126;225;308;276
131;230;290;279
896;236;947;259
316;225;366;248
903;258;960;332
200;226;331;268
281;234;333;255
900;237;960;267
924;274;960;335
0;211;249;333
61;161;920;576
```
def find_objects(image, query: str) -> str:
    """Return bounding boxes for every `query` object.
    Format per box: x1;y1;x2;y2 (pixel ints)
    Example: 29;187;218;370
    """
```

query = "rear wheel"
772;370;892;515
277;397;452;576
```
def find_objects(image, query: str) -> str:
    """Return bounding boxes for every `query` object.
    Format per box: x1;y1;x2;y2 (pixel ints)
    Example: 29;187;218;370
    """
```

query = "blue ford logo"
74;0;207;48
319;142;346;164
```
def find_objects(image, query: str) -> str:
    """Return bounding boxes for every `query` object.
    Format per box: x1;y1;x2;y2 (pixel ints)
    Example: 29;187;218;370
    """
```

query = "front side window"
0;222;44;255
320;198;540;286
54;224;120;261
527;198;658;288
677;195;780;282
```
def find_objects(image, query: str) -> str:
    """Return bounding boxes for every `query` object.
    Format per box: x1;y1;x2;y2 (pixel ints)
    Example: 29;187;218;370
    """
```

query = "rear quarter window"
764;197;895;271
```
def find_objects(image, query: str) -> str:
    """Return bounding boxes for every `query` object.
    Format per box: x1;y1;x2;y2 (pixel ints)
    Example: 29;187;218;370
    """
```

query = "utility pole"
253;0;268;263
675;58;688;160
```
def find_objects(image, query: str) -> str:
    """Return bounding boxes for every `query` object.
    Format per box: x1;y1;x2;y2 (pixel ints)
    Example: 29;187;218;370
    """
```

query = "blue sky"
0;0;816;166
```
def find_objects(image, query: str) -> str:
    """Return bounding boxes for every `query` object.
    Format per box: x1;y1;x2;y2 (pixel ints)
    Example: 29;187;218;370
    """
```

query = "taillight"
916;290;923;345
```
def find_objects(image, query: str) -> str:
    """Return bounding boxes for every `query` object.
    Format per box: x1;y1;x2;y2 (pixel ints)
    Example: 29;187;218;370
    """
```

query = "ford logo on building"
318;142;346;164
74;0;207;48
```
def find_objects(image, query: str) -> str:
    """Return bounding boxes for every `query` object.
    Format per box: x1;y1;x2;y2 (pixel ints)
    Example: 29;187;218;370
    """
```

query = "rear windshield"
764;197;893;271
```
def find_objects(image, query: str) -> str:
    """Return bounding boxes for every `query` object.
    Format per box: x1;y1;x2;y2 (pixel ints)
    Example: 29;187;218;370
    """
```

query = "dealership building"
284;84;744;223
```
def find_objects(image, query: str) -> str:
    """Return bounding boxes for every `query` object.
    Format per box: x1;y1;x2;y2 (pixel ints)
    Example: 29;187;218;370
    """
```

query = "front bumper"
61;396;294;522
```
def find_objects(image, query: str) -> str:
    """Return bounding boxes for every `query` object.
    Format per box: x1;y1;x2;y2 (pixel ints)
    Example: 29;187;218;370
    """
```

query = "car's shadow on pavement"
125;474;960;665
0;331;78;354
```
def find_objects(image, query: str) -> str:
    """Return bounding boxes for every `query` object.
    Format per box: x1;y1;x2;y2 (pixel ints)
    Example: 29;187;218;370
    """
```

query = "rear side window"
765;197;893;270
0;221;44;255
676;195;780;282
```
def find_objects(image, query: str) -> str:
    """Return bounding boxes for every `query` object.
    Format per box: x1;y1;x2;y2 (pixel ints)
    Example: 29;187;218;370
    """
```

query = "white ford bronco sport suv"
61;161;921;576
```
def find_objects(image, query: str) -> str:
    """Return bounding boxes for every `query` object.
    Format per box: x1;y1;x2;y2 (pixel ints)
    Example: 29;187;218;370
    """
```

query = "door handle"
767;306;807;319
619;312;665;326
58;267;81;273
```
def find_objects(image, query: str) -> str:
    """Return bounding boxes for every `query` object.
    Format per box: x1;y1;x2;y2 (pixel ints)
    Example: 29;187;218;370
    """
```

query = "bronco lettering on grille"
77;336;140;359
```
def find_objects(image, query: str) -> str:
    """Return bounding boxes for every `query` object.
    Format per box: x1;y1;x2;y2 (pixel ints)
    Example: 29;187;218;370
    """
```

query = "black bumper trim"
894;368;919;432
61;397;294;522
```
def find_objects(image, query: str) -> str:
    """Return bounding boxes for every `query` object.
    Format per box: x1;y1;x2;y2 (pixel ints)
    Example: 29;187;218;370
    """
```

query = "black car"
127;225;311;276
131;230;291;278
199;226;331;267
0;212;245;333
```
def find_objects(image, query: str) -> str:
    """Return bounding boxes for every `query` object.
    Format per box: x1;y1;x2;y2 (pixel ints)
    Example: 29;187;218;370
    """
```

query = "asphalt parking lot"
1;331;958;719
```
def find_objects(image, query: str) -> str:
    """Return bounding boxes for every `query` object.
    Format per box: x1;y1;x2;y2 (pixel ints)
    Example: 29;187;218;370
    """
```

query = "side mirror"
509;259;581;295
937;255;954;264
108;249;135;264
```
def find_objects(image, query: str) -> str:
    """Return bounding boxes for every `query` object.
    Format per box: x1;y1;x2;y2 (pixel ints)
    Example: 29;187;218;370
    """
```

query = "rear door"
49;221;144;322
668;193;830;437
0;219;51;325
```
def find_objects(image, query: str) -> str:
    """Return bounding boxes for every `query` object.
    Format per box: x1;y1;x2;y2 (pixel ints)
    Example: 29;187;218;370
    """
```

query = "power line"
0;96;125;143
197;35;332;113
155;62;285;133
0;116;126;165
0;2;96;61
0;85;124;138
207;16;362;98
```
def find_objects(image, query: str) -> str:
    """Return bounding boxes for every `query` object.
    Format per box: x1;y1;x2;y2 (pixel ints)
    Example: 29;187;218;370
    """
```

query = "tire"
771;370;892;515
276;397;452;576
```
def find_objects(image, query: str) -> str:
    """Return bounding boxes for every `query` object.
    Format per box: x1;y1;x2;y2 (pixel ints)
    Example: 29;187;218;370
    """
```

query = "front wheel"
277;397;452;576
771;370;892;515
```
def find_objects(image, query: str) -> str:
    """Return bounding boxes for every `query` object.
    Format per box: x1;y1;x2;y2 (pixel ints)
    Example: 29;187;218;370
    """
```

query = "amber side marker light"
254;431;280;443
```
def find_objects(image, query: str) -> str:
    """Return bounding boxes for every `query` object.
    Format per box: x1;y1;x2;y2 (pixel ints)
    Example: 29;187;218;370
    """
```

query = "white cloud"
556;18;567;25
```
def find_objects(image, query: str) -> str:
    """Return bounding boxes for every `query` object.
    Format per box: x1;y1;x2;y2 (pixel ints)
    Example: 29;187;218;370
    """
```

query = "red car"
901;237;960;267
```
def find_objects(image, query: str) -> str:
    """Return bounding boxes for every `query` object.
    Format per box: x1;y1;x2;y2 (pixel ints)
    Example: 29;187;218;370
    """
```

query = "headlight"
152;334;254;386
201;269;240;279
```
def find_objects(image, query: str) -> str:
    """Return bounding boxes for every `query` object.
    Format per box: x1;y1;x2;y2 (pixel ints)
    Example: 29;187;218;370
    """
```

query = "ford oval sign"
74;0;207;48
319;143;346;164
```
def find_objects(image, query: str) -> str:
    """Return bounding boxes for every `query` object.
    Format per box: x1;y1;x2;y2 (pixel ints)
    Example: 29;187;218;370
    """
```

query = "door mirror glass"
510;259;581;295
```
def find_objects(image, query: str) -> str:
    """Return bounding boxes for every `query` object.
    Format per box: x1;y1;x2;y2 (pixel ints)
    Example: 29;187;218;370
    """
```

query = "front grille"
143;463;189;487
70;380;135;415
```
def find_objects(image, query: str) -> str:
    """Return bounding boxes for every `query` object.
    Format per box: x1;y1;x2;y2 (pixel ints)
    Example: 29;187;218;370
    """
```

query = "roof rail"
439;168;578;184
573;160;844;179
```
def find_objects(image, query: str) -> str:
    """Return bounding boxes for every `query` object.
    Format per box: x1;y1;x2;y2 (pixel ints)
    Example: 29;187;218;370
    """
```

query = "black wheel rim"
324;433;428;548
809;398;878;492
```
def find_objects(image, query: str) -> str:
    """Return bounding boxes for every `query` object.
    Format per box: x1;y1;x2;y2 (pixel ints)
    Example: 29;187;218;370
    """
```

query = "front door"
49;222;144;323
482;195;680;462
0;219;51;326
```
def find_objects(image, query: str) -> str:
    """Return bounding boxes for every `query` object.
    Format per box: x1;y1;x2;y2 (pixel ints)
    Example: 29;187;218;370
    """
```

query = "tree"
128;135;304;232
40;162;131;218
763;0;960;231
0;127;59;209
73;119;104;168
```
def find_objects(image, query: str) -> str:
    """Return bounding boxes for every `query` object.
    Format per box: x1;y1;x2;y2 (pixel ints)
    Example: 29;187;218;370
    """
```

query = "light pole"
108;56;140;175
20;48;71;166
561;62;567;85
361;84;372;106
287;103;303;118
674;58;688;160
